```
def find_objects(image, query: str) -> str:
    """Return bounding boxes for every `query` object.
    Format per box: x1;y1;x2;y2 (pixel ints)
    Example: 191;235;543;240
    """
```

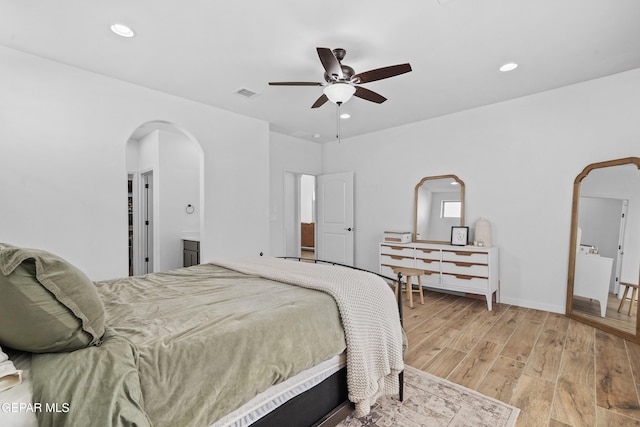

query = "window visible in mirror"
441;200;461;218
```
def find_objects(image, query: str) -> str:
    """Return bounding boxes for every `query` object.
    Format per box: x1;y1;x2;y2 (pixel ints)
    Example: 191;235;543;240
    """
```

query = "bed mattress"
213;352;346;427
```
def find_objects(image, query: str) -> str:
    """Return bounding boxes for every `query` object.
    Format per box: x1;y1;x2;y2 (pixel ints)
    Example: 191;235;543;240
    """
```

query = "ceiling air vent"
234;88;258;99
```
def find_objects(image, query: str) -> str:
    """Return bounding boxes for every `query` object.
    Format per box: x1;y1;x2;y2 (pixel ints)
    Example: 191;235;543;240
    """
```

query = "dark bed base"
250;367;351;427
249;256;405;427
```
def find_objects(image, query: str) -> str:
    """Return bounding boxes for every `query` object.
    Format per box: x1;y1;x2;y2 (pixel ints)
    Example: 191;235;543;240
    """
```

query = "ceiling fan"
269;47;412;108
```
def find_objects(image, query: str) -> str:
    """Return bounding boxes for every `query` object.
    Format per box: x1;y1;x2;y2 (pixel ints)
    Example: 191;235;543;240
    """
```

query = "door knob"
344;227;352;231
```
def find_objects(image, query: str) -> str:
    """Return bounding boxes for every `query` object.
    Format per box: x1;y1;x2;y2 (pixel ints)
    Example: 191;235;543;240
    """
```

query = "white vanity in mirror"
379;242;500;310
573;253;614;317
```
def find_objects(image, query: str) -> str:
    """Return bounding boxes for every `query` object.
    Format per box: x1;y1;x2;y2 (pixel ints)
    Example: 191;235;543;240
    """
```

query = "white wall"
158;130;201;271
0;46;269;280
321;68;640;313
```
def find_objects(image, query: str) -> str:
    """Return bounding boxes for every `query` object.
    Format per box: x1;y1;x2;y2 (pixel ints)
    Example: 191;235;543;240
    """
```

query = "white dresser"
379;242;500;310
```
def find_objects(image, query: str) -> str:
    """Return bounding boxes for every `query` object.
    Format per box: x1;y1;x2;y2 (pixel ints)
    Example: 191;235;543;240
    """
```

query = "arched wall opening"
126;120;204;274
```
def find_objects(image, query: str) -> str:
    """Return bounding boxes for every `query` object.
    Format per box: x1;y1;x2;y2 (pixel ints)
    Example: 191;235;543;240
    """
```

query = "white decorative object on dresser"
379;242;499;310
383;230;412;244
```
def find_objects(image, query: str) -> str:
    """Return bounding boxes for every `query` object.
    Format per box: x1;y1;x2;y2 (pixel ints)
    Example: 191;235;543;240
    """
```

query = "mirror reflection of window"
441;200;461;218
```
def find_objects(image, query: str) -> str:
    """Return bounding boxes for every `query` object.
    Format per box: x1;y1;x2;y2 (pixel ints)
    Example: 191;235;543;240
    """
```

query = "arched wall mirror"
414;175;465;243
566;157;640;342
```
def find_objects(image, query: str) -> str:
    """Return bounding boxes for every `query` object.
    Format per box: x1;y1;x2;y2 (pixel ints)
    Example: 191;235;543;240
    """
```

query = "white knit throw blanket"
212;256;404;417
0;346;22;393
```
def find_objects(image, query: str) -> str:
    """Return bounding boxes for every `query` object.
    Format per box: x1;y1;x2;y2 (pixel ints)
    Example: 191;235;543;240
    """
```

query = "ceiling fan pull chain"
337;102;341;143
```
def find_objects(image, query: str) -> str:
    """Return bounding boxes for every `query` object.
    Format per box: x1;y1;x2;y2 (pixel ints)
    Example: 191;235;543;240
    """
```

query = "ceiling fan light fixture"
323;83;356;104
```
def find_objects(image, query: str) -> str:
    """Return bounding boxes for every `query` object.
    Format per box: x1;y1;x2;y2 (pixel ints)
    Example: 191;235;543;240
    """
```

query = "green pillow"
0;244;105;353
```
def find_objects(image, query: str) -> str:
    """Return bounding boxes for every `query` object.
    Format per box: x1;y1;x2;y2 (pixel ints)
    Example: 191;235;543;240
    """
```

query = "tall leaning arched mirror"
566;157;640;342
414;175;465;243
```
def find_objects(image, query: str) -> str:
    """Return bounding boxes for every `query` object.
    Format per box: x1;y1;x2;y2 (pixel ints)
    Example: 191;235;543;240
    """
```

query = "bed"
0;244;404;427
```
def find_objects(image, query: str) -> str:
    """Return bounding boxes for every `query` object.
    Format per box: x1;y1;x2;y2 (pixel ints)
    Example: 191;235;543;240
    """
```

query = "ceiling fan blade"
317;47;344;80
351;63;412;84
269;82;324;86
311;94;329;108
354;86;387;104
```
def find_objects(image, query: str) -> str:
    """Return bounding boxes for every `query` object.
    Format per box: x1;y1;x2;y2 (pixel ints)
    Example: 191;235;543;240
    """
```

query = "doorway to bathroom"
300;174;316;259
126;121;203;275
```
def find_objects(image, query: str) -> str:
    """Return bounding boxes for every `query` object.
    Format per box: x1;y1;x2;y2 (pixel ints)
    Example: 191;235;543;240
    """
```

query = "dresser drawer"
420;270;441;285
380;244;414;258
442;250;488;264
442;273;489;291
442;261;488;277
381;253;415;269
416;257;440;272
415;247;441;261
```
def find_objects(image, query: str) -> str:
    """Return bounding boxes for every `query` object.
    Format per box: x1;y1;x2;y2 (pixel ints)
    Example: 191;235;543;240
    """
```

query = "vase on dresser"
474;217;493;247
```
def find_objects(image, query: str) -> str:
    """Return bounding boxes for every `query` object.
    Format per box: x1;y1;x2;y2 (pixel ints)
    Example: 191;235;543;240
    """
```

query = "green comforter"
33;263;346;427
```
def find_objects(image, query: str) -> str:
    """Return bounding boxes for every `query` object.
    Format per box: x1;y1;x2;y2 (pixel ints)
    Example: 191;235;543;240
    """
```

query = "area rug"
337;366;520;427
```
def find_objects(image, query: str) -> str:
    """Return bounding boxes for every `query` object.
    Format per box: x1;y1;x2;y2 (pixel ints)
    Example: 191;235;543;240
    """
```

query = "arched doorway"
126;121;204;274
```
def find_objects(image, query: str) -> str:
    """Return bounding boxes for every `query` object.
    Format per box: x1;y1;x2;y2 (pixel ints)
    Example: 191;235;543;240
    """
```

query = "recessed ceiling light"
499;62;518;72
110;23;135;38
340;113;351;119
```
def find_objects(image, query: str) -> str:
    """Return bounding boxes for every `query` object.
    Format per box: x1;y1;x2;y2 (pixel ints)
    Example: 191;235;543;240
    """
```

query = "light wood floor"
402;290;640;426
572;292;637;336
301;248;315;259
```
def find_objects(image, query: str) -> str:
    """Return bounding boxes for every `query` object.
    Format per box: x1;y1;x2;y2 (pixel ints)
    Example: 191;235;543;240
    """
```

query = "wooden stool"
618;282;639;316
391;267;425;308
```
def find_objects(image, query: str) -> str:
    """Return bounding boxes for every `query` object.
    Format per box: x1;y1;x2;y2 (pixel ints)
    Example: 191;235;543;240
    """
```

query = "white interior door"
615;200;629;295
141;171;154;274
316;172;354;265
283;171;301;258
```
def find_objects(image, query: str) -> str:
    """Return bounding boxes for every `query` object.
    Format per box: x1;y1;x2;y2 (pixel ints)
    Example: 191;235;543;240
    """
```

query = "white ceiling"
2;0;640;143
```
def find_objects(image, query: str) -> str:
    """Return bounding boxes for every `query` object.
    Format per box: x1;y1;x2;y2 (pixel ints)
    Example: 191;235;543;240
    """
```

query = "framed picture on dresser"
450;226;469;246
